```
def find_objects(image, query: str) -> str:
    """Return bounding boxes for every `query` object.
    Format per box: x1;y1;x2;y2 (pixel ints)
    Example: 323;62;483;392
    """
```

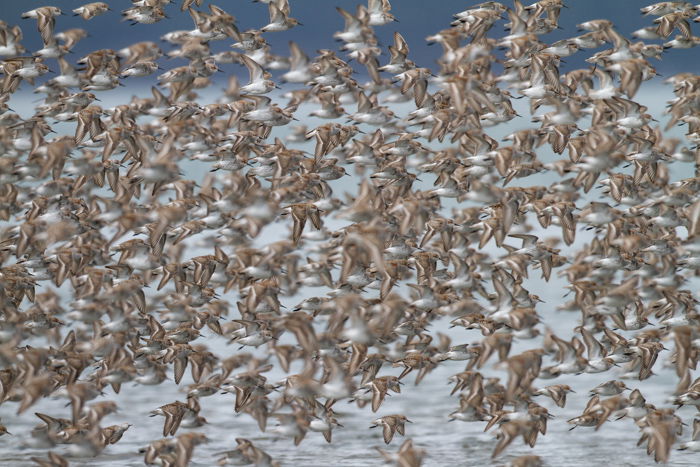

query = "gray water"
3;86;700;466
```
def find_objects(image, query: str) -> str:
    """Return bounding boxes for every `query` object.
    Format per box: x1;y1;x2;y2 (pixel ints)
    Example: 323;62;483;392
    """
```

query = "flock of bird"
3;0;700;466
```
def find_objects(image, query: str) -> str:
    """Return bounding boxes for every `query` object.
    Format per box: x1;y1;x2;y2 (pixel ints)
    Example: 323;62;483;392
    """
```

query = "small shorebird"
73;3;110;20
370;414;412;444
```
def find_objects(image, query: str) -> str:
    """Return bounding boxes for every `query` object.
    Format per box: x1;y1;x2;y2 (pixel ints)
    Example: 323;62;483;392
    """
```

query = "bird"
73;3;110;20
21;7;62;45
239;55;277;94
370;414;411;444
261;0;301;32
